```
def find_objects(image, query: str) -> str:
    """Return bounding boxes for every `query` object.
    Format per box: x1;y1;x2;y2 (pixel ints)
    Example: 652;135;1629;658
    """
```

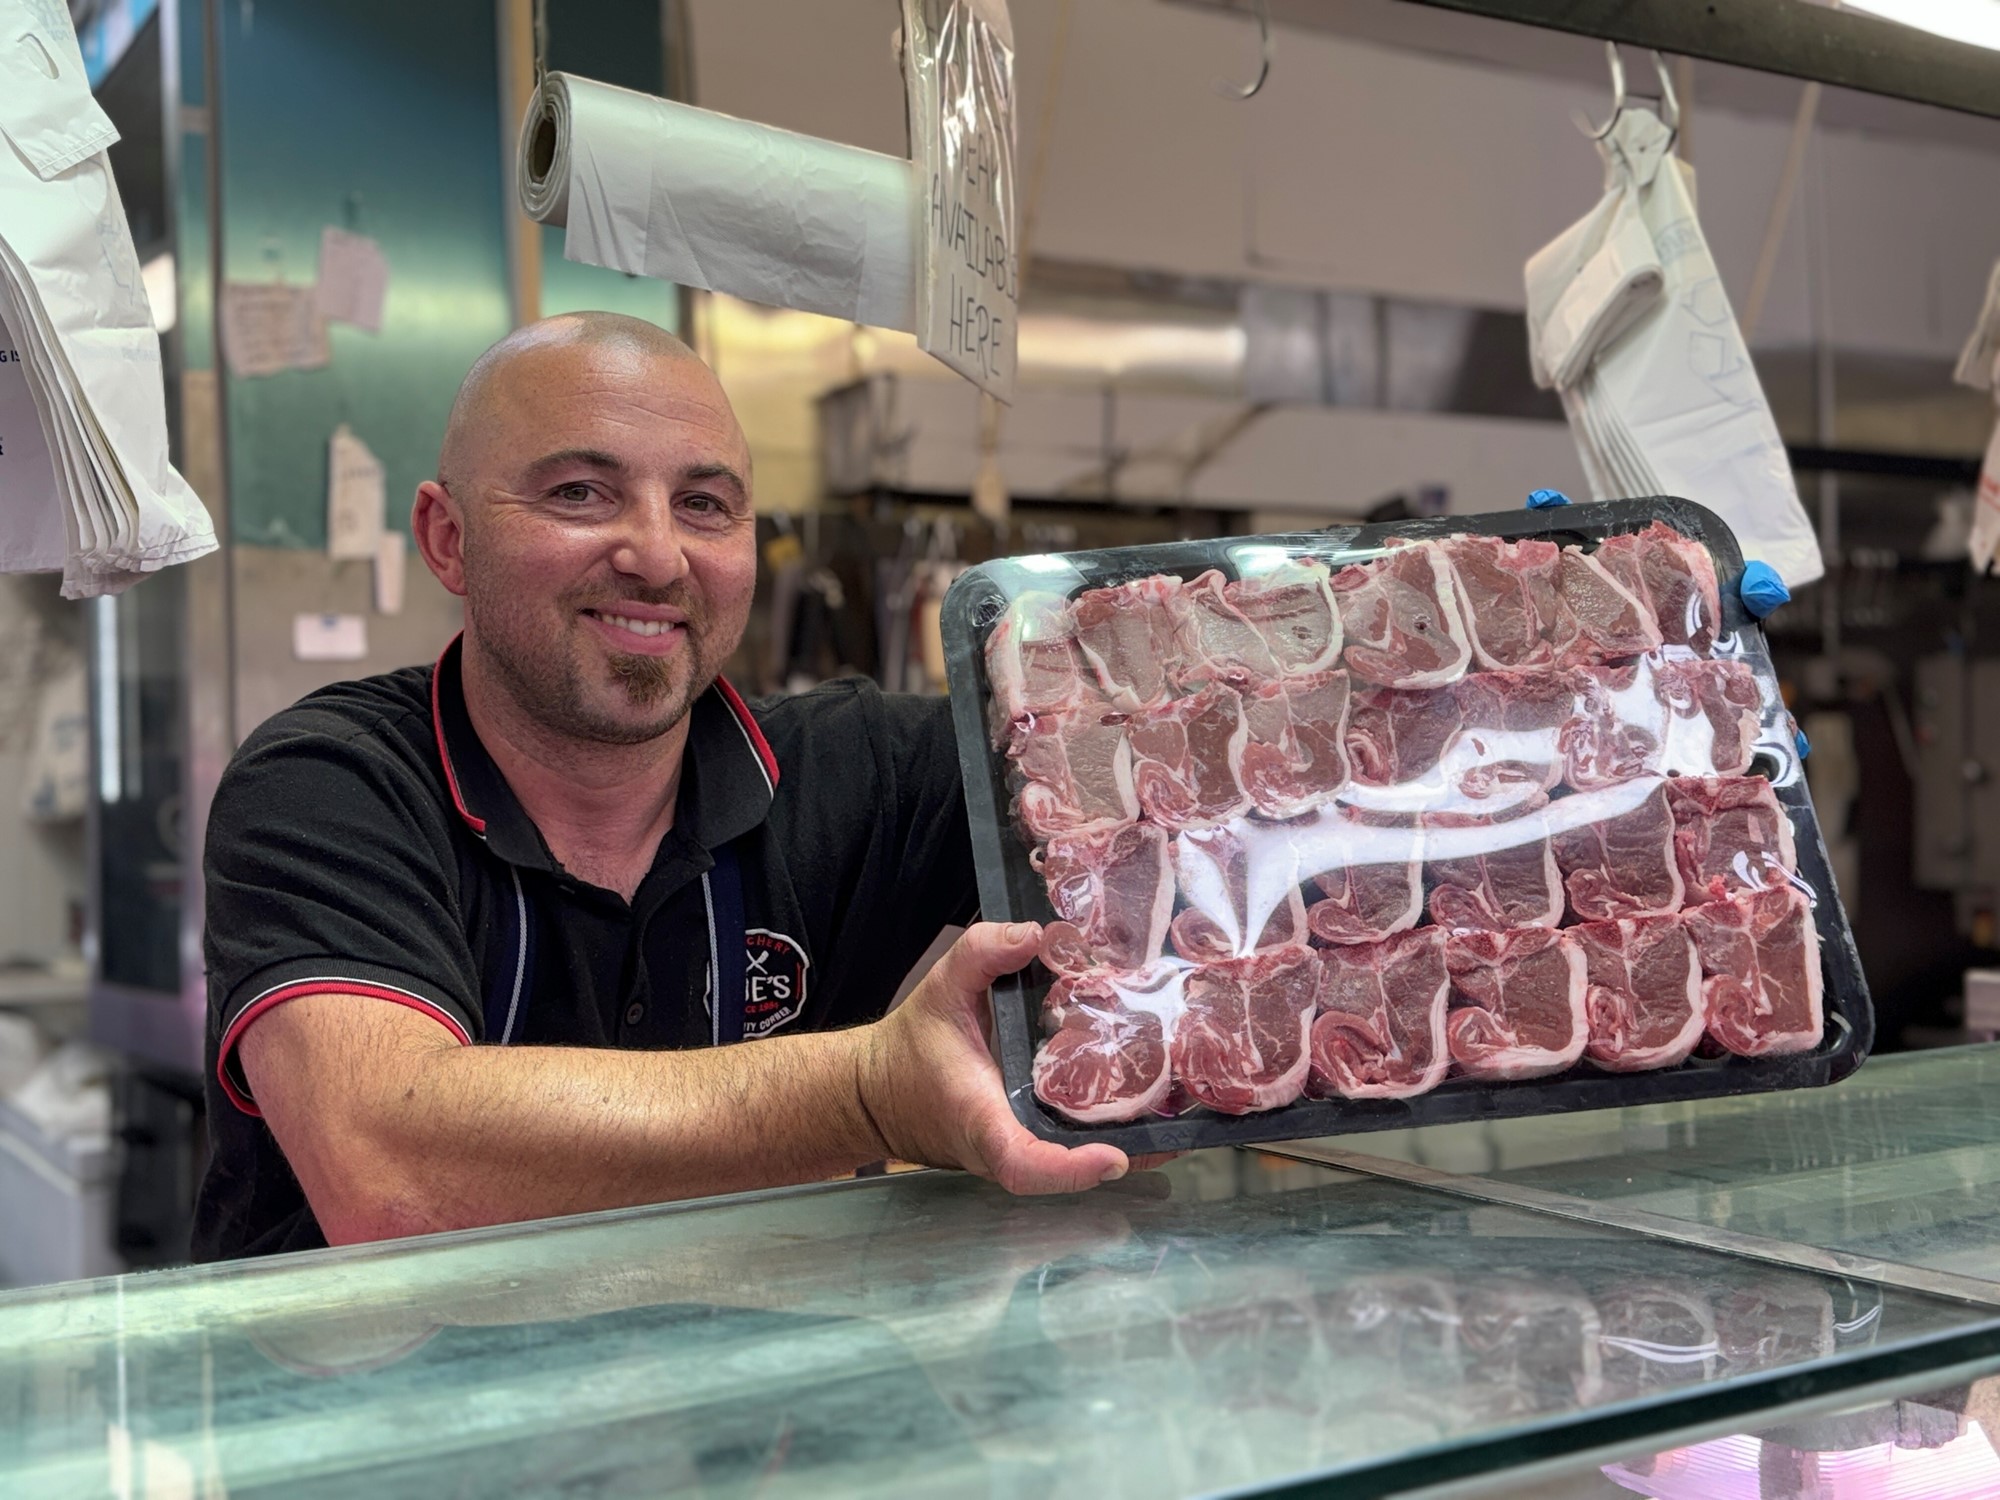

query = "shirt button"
624;1002;645;1027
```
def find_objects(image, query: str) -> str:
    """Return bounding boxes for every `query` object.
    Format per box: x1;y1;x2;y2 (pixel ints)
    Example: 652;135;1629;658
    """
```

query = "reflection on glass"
0;1158;1988;1497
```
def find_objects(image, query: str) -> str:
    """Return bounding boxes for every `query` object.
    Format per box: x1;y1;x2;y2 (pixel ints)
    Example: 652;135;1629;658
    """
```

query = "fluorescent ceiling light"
1841;0;2000;50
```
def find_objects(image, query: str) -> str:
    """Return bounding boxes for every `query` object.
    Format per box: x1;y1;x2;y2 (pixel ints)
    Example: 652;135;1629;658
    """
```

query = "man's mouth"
586;609;681;638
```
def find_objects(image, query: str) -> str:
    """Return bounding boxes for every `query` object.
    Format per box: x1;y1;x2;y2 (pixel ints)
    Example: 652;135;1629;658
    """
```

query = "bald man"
192;314;1128;1260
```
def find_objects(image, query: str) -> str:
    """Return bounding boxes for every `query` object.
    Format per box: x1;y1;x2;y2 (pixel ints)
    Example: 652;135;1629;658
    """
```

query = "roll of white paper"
518;73;917;332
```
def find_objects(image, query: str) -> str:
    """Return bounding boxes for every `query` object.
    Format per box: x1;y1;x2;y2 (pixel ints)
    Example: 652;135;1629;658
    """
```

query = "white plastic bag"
1952;258;2000;573
0;2;215;597
1526;108;1823;588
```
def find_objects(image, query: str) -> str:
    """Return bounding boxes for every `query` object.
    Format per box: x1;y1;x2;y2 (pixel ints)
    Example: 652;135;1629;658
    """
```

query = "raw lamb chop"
1442;535;1562;671
1171;823;1309;961
1310;927;1452;1099
1448;670;1575;806
984;591;1102;740
1331;542;1472;689
1342;675;1568;821
1008;709;1137;841
1032;966;1187;1123
1171;947;1320;1113
1227;559;1342;675
1573;913;1706;1072
1547;547;1664;666
1594;522;1722;654
1305;810;1425;945
1128;685;1253;830
1238;670;1351;818
1664;776;1798;901
1443;928;1588;1081
1072;575;1185;711
1562;662;1666;791
1428;833;1563;931
1684;887;1824;1057
1174;569;1283;689
1036;822;1175;973
1654;657;1762;776
1345;684;1460;789
1550;781;1684;921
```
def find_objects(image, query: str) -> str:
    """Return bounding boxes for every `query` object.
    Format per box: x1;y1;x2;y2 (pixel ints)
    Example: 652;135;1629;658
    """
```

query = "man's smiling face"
425;320;757;746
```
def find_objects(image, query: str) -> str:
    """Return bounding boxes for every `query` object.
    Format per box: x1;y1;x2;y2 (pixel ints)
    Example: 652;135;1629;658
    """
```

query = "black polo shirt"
192;637;979;1261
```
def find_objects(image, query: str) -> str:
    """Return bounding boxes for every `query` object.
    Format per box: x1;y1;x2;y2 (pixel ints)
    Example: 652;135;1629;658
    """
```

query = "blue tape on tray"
1741;561;1791;618
1526;488;1572;509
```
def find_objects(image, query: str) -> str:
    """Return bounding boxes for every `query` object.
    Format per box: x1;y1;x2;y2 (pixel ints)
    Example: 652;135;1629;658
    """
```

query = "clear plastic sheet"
942;499;1871;1153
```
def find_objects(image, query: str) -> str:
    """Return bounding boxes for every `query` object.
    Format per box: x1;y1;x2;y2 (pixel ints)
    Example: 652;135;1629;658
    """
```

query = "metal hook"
1573;42;1681;141
1216;0;1272;100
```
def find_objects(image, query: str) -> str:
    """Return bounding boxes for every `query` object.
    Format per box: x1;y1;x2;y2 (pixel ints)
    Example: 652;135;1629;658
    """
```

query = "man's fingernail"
1099;1160;1127;1183
1004;922;1034;943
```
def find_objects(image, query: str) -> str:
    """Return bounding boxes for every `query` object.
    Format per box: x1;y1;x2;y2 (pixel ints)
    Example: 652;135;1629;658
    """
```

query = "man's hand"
857;921;1131;1194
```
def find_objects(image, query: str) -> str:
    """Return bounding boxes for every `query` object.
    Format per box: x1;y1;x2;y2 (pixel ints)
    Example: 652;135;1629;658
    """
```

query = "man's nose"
607;490;691;587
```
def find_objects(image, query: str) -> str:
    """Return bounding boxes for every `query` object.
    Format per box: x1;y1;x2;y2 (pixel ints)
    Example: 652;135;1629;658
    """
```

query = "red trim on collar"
714;676;780;791
430;634;487;834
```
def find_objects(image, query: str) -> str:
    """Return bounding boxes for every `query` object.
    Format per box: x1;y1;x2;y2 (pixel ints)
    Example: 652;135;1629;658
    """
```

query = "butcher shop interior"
12;0;2000;1495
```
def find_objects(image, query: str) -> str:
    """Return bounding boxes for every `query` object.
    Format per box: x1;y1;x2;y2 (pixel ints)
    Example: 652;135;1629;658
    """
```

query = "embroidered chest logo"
742;929;810;1038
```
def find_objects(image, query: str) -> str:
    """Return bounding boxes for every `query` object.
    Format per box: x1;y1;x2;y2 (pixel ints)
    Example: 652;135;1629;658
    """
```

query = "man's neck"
459;641;688;901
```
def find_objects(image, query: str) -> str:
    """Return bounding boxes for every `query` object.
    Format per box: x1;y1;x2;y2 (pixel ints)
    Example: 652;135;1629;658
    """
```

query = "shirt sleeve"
203;713;483;1116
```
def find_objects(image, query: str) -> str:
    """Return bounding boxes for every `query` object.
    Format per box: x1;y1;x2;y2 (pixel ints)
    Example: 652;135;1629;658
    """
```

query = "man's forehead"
484;343;749;467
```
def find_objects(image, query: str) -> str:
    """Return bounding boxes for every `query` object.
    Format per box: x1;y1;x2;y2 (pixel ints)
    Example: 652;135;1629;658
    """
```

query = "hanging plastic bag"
1953;259;2000;573
1526;107;1823;589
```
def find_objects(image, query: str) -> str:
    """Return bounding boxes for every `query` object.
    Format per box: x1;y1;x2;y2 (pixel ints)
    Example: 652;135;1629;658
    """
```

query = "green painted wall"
212;0;677;549
216;0;511;548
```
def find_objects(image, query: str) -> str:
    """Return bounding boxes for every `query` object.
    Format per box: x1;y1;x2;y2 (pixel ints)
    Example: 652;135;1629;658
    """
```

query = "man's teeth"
598;612;678;637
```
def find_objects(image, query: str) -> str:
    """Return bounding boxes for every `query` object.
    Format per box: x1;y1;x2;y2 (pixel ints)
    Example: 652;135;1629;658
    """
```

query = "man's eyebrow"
683;463;749;498
523;448;627;484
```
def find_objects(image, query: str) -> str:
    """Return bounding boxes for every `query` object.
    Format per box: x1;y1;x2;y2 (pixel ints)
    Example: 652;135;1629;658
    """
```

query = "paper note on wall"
220;283;330;378
316;227;390;334
326;424;385;561
374;530;407;615
292;612;368;662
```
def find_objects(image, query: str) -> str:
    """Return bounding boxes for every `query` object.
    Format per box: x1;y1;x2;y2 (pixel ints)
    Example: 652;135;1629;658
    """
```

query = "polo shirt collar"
429;634;779;870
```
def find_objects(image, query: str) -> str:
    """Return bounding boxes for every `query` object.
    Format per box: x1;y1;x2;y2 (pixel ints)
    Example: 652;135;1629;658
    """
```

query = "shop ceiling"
1181;0;2000;135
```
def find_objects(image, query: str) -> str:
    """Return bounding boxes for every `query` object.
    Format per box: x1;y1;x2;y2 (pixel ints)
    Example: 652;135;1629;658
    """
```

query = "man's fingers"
935;920;1043;997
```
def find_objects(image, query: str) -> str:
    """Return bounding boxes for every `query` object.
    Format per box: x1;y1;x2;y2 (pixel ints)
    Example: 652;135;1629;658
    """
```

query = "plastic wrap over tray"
942;498;1871;1153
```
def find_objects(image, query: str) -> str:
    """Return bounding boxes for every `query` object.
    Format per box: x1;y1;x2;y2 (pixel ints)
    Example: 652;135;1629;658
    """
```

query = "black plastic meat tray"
940;496;1872;1154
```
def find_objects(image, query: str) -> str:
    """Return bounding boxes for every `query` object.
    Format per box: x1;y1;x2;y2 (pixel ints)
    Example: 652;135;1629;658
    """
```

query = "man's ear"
411;481;469;599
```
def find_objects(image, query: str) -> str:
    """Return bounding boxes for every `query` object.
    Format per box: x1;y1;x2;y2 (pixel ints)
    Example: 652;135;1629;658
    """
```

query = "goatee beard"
606;650;680;708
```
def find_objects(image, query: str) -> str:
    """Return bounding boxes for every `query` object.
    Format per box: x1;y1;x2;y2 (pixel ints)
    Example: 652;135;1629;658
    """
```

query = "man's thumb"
940;921;1041;993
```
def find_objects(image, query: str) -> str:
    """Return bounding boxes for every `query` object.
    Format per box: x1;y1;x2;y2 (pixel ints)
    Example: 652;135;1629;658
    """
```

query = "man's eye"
552;483;595;505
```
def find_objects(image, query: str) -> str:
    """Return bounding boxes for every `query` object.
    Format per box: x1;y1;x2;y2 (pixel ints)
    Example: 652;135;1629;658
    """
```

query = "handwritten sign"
904;0;1017;402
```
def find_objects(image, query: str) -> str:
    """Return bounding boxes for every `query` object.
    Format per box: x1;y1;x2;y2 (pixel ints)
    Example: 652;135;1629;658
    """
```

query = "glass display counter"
1277;1043;2000;1308
8;1051;2000;1497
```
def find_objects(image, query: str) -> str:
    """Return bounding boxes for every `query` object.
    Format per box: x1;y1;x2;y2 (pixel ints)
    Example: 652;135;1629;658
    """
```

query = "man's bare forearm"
242;994;894;1244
